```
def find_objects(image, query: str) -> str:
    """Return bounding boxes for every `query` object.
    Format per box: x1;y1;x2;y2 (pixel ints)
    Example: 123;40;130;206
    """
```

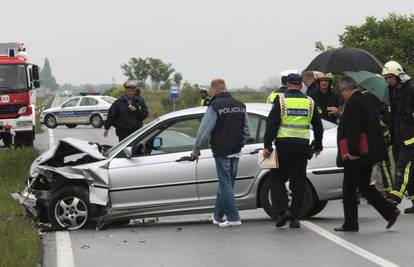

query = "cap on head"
287;73;303;84
123;80;139;89
199;87;208;92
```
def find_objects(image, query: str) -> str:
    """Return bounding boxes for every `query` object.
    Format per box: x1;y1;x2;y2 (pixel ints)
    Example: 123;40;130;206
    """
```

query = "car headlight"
18;107;28;114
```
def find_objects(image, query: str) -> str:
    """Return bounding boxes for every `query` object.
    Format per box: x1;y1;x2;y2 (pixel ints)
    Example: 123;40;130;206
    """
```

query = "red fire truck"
0;42;40;147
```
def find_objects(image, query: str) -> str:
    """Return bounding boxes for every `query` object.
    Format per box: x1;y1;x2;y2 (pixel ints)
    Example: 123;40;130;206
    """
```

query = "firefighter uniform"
382;61;414;212
264;74;324;227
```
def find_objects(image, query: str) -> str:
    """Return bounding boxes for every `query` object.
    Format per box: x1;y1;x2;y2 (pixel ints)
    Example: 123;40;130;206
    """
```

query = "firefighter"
308;72;339;124
199;87;211;106
382;60;414;213
263;73;324;228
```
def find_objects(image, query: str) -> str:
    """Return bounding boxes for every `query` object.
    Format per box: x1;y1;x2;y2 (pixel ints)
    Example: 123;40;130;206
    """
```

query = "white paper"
258;150;278;169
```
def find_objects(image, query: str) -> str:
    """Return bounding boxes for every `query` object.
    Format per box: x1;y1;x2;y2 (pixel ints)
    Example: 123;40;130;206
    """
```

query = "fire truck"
0;42;40;147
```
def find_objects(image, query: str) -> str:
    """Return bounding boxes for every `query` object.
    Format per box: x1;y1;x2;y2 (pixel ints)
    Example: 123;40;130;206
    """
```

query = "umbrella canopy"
344;70;389;103
305;47;383;74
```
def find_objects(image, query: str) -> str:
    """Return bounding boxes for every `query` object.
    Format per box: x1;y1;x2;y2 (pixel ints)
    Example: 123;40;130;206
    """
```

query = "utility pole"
112;76;115;89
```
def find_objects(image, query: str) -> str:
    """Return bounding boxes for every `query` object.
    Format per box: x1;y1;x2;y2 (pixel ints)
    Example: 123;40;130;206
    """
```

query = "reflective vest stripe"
280;122;310;129
404;137;414;146
278;127;310;138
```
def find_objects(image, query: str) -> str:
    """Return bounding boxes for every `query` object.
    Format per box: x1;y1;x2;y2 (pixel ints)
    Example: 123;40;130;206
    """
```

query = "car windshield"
102;96;116;104
104;118;161;158
0;64;28;92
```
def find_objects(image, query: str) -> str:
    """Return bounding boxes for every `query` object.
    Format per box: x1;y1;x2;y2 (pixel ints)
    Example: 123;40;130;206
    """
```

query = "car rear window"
102;96;116;104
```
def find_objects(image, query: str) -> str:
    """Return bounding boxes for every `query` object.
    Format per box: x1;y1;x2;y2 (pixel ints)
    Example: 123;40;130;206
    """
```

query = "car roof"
159;103;272;121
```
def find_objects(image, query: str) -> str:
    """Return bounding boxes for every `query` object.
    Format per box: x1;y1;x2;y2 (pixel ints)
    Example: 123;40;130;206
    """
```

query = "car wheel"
66;124;77;128
260;177;315;219
48;186;101;230
90;114;103;128
44;114;58;128
305;200;328;217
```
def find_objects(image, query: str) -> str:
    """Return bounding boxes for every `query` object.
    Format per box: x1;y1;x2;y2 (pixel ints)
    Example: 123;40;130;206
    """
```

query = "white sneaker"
211;216;222;225
218;220;242;227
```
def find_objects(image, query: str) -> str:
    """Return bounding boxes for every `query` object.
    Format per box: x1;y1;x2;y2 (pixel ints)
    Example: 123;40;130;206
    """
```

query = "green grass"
0;148;41;267
35;95;54;134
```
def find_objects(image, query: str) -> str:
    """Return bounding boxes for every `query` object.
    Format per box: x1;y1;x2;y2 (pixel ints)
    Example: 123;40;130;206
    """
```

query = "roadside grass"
0;148;41;267
35;95;54;134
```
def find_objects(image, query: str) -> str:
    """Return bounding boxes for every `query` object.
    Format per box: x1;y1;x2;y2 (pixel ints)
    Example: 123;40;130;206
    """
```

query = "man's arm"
192;106;217;155
345;100;361;156
311;106;324;152
263;97;281;151
104;101;118;131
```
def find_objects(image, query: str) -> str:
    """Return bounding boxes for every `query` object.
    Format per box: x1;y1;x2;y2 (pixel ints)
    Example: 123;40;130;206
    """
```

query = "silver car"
40;95;116;129
13;103;343;230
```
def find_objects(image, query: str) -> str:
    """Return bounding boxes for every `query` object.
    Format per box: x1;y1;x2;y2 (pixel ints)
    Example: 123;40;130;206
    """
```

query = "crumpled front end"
12;137;112;223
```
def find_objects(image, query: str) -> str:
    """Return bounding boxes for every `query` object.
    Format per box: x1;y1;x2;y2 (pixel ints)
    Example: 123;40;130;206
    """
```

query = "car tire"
48;186;101;230
90;114;103;128
44;114;58;128
260;177;315;219
305;200;328;217
66;124;77;128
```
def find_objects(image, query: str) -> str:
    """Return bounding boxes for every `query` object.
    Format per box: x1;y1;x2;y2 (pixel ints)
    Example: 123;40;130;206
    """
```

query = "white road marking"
302;220;400;267
55;231;75;267
48;128;55;148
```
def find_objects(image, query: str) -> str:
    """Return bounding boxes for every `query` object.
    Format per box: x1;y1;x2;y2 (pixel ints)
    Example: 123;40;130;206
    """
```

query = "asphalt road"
34;124;414;267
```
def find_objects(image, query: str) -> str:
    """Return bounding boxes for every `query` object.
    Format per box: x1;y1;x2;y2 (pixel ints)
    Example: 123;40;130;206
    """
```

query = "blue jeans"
213;157;240;222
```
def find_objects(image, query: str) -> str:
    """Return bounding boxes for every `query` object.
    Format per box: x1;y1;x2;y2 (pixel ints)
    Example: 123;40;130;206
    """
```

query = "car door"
58;97;80;124
78;97;99;124
196;113;264;204
108;116;201;210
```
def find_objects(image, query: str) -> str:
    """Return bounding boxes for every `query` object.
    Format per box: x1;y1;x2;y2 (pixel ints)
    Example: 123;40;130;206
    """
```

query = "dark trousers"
116;128;138;141
342;163;395;229
270;140;308;219
390;147;414;202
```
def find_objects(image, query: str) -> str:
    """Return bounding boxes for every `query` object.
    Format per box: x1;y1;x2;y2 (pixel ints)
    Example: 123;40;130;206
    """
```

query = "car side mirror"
153;137;162;150
123;147;132;159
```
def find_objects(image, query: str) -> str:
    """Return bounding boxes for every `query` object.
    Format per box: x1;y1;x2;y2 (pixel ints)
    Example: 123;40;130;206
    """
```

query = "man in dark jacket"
335;77;400;232
308;72;339;124
104;80;149;141
263;73;324;229
191;79;250;227
383;60;414;213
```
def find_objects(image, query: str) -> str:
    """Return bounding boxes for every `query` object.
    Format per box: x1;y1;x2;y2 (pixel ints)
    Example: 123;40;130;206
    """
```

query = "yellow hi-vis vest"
276;94;315;140
266;92;280;104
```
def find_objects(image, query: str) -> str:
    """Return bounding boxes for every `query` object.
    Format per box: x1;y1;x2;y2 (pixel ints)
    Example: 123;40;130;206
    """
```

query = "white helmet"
382;61;405;77
280;69;299;77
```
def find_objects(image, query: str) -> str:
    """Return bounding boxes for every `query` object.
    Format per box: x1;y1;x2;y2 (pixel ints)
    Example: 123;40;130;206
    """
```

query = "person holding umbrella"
382;61;414;213
308;72;340;124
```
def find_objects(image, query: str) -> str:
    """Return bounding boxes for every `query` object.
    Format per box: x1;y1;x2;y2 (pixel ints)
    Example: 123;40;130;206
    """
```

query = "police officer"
266;70;298;104
263;73;324;228
383;61;414;213
104;80;149;141
199;87;211;106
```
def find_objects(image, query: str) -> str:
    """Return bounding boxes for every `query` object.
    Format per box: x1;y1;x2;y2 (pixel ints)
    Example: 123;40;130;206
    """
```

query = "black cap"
287;73;302;84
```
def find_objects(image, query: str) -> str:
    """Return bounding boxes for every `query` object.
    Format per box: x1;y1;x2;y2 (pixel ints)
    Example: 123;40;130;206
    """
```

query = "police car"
41;95;116;128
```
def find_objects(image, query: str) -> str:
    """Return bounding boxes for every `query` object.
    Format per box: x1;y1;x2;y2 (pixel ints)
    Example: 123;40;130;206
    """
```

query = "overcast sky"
1;0;413;88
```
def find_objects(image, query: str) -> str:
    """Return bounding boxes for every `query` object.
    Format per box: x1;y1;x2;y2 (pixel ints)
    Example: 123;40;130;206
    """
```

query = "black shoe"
275;211;291;227
404;206;414;214
386;208;401;229
289;219;300;229
334;226;359;232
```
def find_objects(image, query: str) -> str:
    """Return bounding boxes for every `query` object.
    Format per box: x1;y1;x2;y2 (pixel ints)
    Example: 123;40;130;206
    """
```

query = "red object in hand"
339;133;369;158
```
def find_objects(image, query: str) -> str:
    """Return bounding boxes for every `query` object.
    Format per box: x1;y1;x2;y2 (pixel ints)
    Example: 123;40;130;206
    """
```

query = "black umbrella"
305;47;383;74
